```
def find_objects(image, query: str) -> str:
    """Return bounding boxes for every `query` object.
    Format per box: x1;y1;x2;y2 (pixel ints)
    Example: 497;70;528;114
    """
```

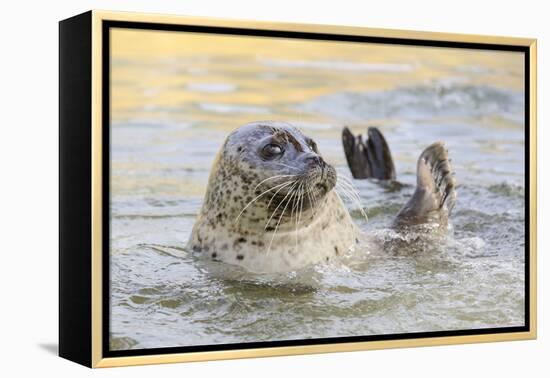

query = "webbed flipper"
342;126;396;180
392;142;456;229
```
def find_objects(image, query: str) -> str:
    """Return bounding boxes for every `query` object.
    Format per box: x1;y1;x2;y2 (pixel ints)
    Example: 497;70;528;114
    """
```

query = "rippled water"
109;29;525;351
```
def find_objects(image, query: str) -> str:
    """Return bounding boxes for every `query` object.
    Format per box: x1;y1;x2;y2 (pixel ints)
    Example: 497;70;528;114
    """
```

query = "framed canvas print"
59;10;537;368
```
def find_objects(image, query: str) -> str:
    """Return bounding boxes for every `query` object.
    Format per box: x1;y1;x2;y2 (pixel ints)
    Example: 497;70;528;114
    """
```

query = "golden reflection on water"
111;28;524;128
109;28;524;197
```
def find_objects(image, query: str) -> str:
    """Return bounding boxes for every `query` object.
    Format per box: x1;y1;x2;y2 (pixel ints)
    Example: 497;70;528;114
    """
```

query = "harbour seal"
187;121;358;273
188;121;456;273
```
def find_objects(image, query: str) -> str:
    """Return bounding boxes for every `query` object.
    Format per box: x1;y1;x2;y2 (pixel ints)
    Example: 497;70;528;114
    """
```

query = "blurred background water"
109;29;525;350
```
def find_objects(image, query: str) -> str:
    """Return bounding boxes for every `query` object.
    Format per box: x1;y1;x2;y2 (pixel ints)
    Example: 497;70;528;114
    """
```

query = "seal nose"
304;154;326;168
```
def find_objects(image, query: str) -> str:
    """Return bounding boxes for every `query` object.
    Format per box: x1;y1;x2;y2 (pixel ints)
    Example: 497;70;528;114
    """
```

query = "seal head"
187;121;357;273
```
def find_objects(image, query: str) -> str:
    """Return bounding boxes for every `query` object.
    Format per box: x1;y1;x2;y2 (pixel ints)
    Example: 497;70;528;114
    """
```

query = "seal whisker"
254;174;298;190
335;182;360;206
336;176;361;197
235;180;295;223
336;174;355;184
290;182;300;250
334;191;356;221
294;182;304;252
336;179;368;213
296;182;305;254
336;178;361;195
272;162;300;171
298;183;305;226
290;181;302;221
307;182;321;222
337;181;364;209
265;180;300;231
266;181;300;256
335;181;368;221
336;176;365;198
336;182;362;205
266;179;297;210
306;183;317;215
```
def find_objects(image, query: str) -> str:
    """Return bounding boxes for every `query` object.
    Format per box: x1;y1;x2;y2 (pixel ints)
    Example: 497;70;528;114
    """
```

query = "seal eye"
261;143;284;159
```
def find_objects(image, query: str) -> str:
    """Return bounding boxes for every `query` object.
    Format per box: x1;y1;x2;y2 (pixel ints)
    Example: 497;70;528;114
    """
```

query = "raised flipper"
342;127;396;180
392;142;456;229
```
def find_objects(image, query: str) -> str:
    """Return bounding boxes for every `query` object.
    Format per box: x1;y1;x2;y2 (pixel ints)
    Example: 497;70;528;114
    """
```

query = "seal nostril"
305;155;325;167
315;182;328;192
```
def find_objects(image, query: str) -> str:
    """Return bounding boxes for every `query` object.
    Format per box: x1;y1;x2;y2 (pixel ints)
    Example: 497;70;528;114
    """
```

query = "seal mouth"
316;164;337;190
254;161;337;214
314;182;329;192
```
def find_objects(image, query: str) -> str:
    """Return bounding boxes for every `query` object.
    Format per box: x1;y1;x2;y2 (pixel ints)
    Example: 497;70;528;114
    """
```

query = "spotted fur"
187;121;357;273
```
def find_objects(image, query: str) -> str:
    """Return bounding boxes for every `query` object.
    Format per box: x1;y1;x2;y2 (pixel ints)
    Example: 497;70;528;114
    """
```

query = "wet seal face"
187;121;357;273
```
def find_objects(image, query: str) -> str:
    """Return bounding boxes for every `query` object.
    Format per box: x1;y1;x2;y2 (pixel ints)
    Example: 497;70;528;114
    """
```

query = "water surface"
109;30;525;350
